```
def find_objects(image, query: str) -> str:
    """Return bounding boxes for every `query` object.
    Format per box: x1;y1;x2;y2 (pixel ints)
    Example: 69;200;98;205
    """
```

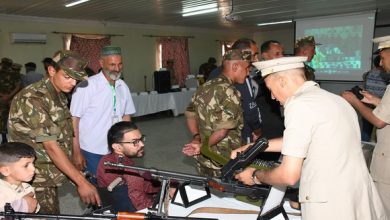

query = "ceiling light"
182;8;218;17
65;0;90;7
182;2;218;17
257;20;293;26
182;3;217;13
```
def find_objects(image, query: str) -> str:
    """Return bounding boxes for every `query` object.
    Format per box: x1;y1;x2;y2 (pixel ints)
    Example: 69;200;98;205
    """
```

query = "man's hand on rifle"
77;180;101;206
252;128;262;142
230;143;251;159
234;167;258;186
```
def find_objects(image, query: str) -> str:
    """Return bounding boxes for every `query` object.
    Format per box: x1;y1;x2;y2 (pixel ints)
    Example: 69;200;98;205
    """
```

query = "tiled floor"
58;114;197;214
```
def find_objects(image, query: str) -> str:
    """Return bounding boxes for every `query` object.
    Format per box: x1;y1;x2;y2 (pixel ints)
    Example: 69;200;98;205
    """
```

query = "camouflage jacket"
186;74;243;160
0;68;21;96
0;68;22;132
8;78;73;187
304;63;316;81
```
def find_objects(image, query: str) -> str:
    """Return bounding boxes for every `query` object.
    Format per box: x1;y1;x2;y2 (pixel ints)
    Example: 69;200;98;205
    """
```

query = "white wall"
253;27;295;54
3;14;385;93
0;14;252;92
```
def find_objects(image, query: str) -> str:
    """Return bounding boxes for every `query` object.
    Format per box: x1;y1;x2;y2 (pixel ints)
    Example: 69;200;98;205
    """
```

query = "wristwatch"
251;170;261;185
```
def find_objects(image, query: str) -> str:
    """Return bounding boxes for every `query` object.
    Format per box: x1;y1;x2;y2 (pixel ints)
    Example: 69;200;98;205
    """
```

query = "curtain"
70;35;111;73
158;37;190;87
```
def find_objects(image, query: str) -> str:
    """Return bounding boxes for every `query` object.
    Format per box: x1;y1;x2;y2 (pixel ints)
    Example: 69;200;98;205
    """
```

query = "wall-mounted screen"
295;11;376;81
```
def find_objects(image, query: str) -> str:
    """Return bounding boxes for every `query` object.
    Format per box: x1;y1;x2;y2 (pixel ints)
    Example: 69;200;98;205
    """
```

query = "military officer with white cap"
343;35;390;217
233;56;385;219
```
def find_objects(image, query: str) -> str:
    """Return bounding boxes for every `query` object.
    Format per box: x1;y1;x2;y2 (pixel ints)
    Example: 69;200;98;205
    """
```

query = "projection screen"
295;11;376;81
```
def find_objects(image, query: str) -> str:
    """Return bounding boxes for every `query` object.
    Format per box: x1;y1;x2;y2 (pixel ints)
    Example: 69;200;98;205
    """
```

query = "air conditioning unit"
10;33;47;44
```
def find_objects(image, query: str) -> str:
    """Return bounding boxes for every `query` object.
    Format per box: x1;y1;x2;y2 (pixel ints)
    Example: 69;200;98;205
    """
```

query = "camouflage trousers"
195;155;222;178
35;186;60;214
33;163;66;214
0;104;9;133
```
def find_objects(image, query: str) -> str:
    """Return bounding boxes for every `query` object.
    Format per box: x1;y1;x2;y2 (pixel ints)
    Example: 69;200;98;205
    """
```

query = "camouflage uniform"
295;36;320;81
8;78;73;214
0;61;21;134
304;63;316;81
186;74;243;177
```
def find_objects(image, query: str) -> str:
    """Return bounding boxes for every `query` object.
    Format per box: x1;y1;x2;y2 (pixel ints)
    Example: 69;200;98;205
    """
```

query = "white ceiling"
1;0;390;31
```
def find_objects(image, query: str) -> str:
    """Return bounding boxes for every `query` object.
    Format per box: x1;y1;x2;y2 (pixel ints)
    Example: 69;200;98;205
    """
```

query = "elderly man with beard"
71;46;136;181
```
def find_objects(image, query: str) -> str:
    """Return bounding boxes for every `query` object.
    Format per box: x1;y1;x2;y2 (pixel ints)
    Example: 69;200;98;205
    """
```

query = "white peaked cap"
252;56;308;78
373;35;390;50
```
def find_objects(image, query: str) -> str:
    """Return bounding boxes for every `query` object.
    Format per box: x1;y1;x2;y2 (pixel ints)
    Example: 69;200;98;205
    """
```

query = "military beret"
223;49;252;61
1;57;13;67
101;46;122;56
252;56;308;78
373;35;390;54
52;50;88;81
295;36;321;49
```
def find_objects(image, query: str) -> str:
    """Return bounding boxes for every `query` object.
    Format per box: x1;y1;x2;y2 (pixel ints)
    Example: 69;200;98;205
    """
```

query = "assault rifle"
104;138;273;201
104;162;272;209
0;203;218;220
220;137;269;182
105;137;298;206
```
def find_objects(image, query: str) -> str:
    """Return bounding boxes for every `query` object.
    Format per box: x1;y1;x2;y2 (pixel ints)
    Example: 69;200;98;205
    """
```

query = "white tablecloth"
131;90;195;117
141;188;301;220
166;194;301;220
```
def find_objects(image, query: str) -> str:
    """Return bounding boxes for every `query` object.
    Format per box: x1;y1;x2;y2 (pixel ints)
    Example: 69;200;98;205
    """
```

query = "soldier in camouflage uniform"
183;49;252;177
294;36;321;81
8;51;101;214
0;58;22;144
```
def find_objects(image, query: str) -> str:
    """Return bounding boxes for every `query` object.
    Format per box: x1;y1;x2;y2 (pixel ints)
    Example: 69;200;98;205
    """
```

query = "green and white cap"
101;46;122;56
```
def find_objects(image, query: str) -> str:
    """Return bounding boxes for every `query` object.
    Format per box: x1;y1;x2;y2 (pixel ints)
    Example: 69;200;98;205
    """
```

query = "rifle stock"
0;210;217;220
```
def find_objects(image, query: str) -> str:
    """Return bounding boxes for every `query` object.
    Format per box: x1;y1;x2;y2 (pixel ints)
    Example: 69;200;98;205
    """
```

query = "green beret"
223;49;252;61
295;36;321;49
52;50;88;81
101;46;122;56
1;57;13;67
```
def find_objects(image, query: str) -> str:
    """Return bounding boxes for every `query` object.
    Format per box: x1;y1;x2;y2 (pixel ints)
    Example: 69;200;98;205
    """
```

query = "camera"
350;86;364;100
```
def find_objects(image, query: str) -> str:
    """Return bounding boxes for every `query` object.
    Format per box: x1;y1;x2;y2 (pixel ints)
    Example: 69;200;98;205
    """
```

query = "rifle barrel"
0;212;113;219
104;162;208;183
0;211;219;220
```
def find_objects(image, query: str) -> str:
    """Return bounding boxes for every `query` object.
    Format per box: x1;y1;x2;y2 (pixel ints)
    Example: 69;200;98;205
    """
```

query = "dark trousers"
361;118;374;142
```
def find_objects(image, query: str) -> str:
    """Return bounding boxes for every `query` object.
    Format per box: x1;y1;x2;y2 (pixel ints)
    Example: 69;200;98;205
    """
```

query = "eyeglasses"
117;135;146;146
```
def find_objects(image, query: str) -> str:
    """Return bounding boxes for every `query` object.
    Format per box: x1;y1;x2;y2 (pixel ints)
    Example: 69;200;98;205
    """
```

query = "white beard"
108;72;121;81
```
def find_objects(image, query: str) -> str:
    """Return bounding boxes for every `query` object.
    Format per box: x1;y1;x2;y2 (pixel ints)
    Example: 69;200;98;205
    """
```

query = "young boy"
0;142;39;213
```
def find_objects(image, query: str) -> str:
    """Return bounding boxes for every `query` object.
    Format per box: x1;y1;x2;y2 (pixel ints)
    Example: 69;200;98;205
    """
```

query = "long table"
168;194;301;220
131;90;196;117
140;187;301;220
